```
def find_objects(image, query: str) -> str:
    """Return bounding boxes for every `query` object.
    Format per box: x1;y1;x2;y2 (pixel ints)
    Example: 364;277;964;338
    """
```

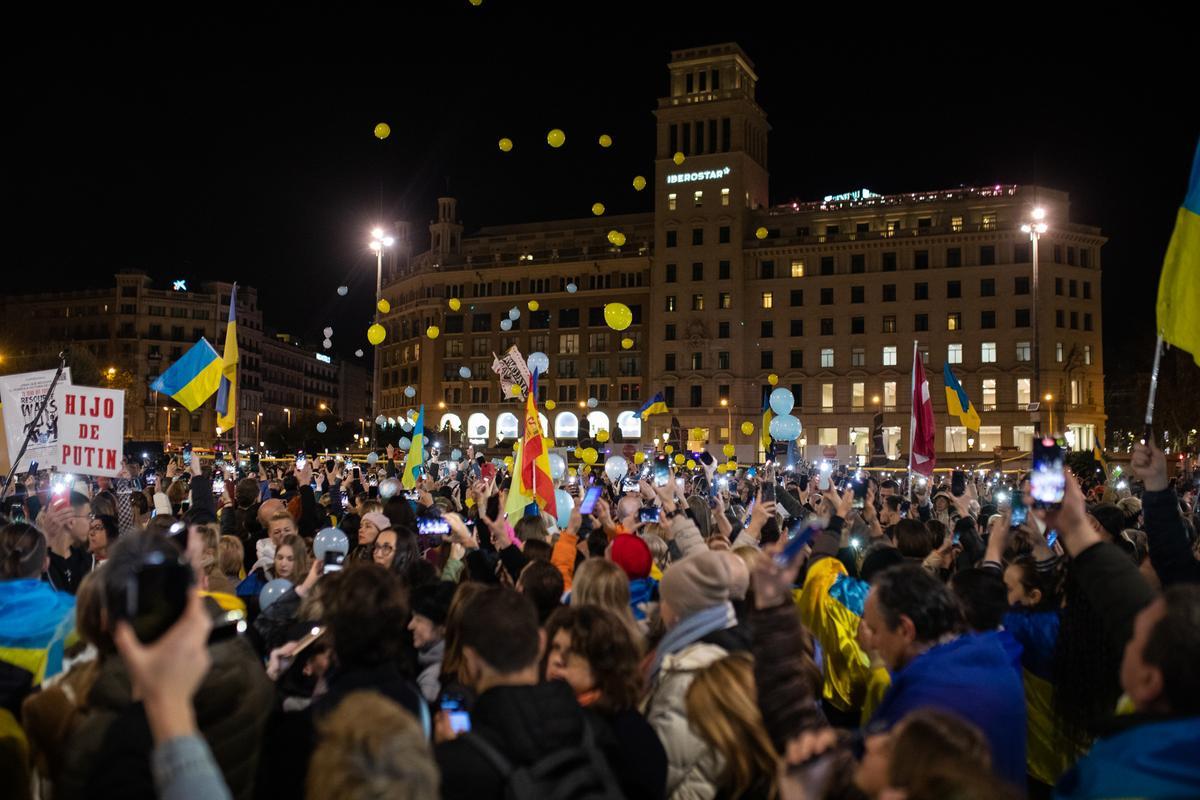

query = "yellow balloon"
498;137;513;152
673;151;685;165
568;467;577;477
546;400;556;410
621;338;634;350
528;300;539;311
727;461;738;471
504;456;514;468
686;459;696;470
768;374;779;386
469;0;482;5
665;445;674;455
367;323;386;345
374;122;391;140
755;226;769;240
581;448;598;465
596;430;609;443
632;175;647;191
448;297;462;311
377;298;391;314
426;325;440;339
741;422;755;436
547;128;566;148
674;454;685;465
604;302;632;331
510;384;523;396
606;229;626;247
723;444;735;458
598;134;613;148
633;452;646;465
592;203;606;216
689;427;704;441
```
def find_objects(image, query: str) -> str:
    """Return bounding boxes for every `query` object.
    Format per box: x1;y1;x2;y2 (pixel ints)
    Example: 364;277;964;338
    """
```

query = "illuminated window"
693;190;703;207
947;312;962;331
1016;341;1031;362
947;343;962;364
790;259;805;277
761;292;773;309
821;348;834;368
884;381;897;407
982;379;997;410
720;187;730;206
668;193;677;211
981;342;997;363
1017;378;1031;406
822;383;834;410
951;215;963;232
882;346;897;366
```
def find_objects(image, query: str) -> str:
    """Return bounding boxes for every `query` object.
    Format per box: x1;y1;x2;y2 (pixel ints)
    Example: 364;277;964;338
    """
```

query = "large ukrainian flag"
150;338;223;412
636;392;669;419
216;284;239;432
1157;138;1200;365
943;363;981;431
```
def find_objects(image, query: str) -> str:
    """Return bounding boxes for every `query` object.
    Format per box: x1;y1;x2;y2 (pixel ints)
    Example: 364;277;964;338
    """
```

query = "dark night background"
6;4;1198;435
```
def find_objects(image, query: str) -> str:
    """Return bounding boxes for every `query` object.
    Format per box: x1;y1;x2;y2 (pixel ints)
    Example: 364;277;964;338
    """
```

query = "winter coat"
1055;715;1200;799
415;638;445;704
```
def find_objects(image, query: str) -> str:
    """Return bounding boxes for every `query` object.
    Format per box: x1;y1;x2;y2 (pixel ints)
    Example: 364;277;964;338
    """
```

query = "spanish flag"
943;363;981;431
636;391;669;419
216;284;239;433
1157;138;1200;365
402;406;425;490
150;338;223;412
507;371;556;519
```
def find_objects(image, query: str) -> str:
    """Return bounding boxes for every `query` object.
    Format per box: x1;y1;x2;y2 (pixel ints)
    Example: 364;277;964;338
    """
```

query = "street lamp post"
255;412;262;444
284;408;291;428
1044;394;1055;434
1021;208;1048;433
358;418;366;440
369;227;395;448
720;398;731;443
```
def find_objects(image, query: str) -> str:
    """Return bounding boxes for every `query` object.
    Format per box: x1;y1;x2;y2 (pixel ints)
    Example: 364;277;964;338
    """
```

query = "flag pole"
1143;333;1164;444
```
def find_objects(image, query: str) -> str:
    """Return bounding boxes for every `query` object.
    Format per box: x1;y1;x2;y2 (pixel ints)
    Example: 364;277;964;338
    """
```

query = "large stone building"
0;272;370;450
375;43;1106;462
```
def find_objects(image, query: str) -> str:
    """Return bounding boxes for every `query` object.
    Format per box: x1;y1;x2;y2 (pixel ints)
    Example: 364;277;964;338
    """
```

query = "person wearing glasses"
39;492;95;595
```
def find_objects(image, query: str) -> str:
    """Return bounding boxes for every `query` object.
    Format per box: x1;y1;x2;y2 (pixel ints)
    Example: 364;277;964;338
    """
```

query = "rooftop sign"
666;166;731;184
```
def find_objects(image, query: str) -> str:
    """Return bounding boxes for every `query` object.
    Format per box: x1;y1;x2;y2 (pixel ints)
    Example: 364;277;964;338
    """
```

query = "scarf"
648;601;736;681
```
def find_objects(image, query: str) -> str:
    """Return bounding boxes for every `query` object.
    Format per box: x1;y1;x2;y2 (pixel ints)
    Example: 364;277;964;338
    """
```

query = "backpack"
463;717;625;800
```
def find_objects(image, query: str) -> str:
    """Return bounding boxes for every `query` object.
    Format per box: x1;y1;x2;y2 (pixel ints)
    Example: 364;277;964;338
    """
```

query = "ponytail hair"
0;522;48;580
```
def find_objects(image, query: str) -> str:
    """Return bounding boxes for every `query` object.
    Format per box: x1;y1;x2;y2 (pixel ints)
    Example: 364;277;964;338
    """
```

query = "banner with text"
57;385;124;477
0;368;73;474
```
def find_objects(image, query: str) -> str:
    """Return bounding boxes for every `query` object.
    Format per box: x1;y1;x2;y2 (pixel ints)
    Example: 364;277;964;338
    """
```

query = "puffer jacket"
57;634;272;800
642;640;728;800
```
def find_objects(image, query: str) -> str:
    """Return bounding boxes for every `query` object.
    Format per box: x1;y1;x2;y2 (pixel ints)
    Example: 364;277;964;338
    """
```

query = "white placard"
0;368;72;474
56;385;125;477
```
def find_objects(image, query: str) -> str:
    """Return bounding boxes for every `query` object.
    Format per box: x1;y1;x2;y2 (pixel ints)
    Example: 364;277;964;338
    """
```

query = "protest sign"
0;368;73;474
56;385;124;477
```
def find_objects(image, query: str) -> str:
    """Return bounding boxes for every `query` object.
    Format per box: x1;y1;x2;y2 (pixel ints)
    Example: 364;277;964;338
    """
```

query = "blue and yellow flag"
761;394;773;451
1093;434;1109;478
402;405;425;490
943;363;981;431
636;391;669;419
150;338;223;412
216;284;239;433
1157;138;1200;365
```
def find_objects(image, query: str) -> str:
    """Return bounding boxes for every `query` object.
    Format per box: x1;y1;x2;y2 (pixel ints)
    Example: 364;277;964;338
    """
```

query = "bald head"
616;495;642;529
258;498;285;527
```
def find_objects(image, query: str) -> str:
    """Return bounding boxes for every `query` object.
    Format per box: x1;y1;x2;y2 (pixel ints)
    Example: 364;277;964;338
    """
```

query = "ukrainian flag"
216;284;239;432
1093;435;1109;478
761;395;773;451
150;338;223;412
1157;138;1200;365
943;363;981;431
402;405;425;490
636;392;669;419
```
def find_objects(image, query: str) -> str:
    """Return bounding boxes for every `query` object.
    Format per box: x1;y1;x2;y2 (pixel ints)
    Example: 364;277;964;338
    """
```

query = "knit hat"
660;550;731;619
610;533;653;580
410;582;455;627
362;512;392;534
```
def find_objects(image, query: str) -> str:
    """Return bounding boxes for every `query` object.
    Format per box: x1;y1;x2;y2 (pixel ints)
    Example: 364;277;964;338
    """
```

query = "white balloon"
259;579;292;611
313;527;350;559
509;307;520;320
399;436;412;450
375;415;387;427
459;366;471;379
500;319;512;331
316;421;327;433
604;455;628;483
528;352;550;374
355;349;364;357
404;386;416;398
378;478;402;500
566;282;577;294
322;338;332;349
451;448;463;461
587;397;599;409
337;286;349;296
323;327;333;338
366;451;380;465
548;452;566;480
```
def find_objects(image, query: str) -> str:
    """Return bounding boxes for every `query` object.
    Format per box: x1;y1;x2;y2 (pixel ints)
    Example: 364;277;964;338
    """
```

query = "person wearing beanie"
610;534;659;623
409;582;455;703
352;511;392;563
643;550;747;799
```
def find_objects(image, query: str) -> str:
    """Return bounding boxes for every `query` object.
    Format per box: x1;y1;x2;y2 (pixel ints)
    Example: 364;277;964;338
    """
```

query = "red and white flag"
909;342;936;476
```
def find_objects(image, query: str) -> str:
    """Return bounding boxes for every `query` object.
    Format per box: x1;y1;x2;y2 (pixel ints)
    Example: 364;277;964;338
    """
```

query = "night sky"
9;5;1197;375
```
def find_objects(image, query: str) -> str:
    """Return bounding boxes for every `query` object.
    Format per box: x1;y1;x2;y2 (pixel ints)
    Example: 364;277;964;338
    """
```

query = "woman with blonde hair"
572;557;643;648
685;652;778;799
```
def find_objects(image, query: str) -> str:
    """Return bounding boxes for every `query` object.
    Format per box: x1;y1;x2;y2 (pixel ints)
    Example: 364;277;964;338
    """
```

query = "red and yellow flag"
519;370;556;519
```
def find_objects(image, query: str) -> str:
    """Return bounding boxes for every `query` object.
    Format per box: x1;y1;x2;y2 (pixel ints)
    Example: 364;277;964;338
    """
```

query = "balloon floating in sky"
598;134;612;148
546;399;557;410
769;387;795;415
448;297;461;311
587;397;599;409
316;421;327;433
566;282;578;294
377;299;391;314
322;338;332;349
528;352;550;374
755;226;768;240
528;300;539;311
592;203;605;216
723;444;736;458
426;325;440;339
459;366;471;379
337;286;349;296
367;324;386;345
510;384;522;396
498;137;513;152
768;373;779;386
404;386;416;398
323;327;334;338
595;429;609;443
354;349;364;357
674;454;685;465
607;230;626;247
508;307;520;321
376;414;387;426
632;175;647;191
621;338;633;350
399;436;411;451
366;451;379;465
665;445;674;455
741;421;755;436
500;318;512;331
673;151;685;165
374;122;391;140
546;128;566;148
469;0;482;6
604;303;632;331
633;451;645;465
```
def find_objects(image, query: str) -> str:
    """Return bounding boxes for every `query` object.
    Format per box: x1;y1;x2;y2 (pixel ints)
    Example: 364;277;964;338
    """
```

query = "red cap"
609;533;653;580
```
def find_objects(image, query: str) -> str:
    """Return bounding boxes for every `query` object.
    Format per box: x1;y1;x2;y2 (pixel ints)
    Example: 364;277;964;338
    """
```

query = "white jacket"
642;640;729;800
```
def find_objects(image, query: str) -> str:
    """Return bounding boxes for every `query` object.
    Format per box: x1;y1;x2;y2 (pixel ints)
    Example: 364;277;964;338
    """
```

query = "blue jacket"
629;577;657;621
870;632;1027;788
1055;716;1200;799
1004;609;1060;680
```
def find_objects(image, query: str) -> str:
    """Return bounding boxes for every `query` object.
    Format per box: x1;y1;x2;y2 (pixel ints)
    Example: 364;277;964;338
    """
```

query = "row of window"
665;306;1036;333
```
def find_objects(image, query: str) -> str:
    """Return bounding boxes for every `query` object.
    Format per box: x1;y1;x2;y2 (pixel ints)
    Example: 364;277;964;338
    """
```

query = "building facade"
376;43;1106;461
1;273;370;451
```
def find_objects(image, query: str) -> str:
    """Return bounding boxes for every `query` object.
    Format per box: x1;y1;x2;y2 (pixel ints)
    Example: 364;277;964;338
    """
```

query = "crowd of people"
1;436;1198;799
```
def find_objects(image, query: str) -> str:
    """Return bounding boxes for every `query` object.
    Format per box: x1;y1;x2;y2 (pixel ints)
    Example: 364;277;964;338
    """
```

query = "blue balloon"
528;352;550;374
259;578;292;611
769;387;795;416
500;318;512;331
316;421;327;433
768;414;802;441
566;282;578;294
399;436;412;450
404;386;416;398
555;489;574;529
459;366;471;379
508;307;520;320
313;527;349;560
451;448;463;461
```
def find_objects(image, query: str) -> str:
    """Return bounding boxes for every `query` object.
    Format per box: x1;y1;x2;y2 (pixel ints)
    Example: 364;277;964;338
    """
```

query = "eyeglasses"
375;544;395;554
71;513;95;521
